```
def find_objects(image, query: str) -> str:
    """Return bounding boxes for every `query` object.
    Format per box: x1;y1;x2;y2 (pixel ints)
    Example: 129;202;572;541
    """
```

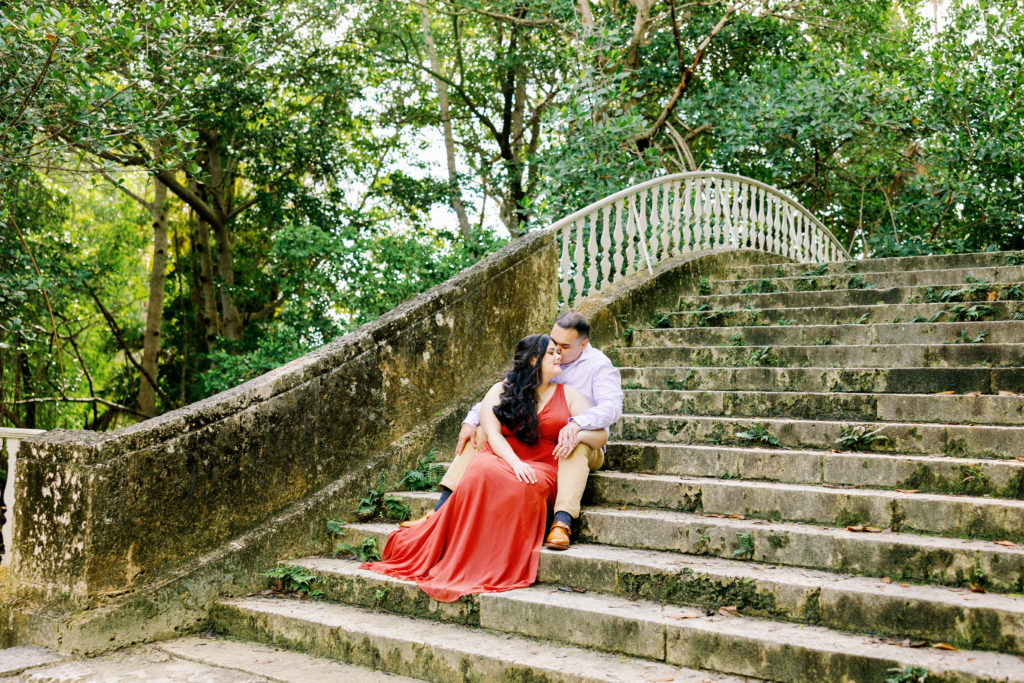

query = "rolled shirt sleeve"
569;362;623;431
464;402;482;427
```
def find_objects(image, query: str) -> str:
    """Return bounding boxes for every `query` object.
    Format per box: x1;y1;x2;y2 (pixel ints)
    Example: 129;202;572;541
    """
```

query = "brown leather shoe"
544;521;571;550
399;509;434;528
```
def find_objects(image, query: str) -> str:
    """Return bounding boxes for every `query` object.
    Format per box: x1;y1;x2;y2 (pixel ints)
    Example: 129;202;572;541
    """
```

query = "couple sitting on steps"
361;312;623;602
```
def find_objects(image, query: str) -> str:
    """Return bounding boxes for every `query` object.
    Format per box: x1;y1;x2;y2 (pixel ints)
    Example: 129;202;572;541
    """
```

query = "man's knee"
565;441;603;471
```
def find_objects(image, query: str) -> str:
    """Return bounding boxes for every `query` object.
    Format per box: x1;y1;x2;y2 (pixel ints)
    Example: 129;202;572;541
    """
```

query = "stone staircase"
211;250;1024;682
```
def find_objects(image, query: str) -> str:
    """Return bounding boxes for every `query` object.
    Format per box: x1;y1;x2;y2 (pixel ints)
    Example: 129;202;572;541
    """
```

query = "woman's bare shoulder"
561;383;590;409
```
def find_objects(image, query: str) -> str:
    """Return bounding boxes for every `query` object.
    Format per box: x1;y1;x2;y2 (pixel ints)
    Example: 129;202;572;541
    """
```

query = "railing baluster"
670;180;682;255
660;182;672;257
586;210;599;293
625;194;639;274
600;204;612;288
681;179;694;251
573;214;586;301
613;199;625;278
559;223;572;306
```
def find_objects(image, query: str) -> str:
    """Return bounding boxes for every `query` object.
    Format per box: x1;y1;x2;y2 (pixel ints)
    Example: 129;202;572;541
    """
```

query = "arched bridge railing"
545;172;850;308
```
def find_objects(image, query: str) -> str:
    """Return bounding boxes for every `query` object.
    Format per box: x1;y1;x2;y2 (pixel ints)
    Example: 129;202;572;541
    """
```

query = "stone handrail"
547;172;850;307
1;428;43;567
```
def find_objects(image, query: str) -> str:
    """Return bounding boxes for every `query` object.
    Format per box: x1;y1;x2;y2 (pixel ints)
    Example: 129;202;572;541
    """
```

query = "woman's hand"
509;458;537;484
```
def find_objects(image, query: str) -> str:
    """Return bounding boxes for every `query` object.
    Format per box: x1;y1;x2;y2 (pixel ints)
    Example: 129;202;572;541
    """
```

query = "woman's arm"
480;382;538;483
564;385;608;450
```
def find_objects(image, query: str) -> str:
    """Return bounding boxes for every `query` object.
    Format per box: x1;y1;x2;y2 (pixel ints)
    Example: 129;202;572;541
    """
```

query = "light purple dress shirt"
464;344;623;431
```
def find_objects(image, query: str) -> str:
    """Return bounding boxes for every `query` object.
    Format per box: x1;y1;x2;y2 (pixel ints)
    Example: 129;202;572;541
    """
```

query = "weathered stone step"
579;506;1024;591
713;264;1024;295
605;441;1024;498
726;250;1023;280
615;413;1024;460
278;553;1024;680
536;543;1024;657
667;299;1022;327
212;596;723;682
291;546;1024;656
587;471;1024;543
613;342;1024;369
678;281;1024;311
489;585;1021;683
622;389;1024;425
619;365;1024;395
633;319;1024;347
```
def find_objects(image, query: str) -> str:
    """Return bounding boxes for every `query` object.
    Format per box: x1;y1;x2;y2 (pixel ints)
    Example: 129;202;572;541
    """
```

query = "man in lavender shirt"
401;311;623;550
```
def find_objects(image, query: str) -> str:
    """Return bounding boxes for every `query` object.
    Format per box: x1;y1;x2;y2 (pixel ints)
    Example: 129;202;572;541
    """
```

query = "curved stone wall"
8;229;559;603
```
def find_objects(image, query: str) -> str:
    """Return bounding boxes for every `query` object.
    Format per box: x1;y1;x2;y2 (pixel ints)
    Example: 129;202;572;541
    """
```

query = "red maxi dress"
361;384;567;602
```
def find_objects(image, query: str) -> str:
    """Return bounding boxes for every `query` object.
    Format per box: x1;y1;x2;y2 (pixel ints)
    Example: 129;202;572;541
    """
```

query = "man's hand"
455;422;478;456
553;421;581;459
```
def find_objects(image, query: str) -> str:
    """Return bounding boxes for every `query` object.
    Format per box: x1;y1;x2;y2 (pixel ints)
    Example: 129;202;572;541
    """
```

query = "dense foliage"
2;0;1021;430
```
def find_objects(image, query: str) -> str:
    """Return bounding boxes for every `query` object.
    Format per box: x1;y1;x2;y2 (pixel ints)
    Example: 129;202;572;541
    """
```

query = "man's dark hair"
555;311;590;339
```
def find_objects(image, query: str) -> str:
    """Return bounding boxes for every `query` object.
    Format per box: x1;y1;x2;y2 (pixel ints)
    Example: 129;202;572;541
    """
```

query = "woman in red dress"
361;334;607;602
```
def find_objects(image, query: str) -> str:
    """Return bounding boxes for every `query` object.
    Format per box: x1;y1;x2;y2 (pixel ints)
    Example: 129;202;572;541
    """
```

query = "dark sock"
433;487;452;511
553;511;573;526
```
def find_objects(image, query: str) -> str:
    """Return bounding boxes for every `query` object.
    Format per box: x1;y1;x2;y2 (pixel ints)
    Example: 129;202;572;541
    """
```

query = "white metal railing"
1;427;44;566
545;172;850;307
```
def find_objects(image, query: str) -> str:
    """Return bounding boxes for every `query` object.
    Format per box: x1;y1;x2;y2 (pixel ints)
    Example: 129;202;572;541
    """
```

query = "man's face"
549;324;587;365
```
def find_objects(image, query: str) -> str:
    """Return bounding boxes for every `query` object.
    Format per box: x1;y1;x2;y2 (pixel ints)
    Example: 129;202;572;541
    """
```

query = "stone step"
212;596;722;682
320;529;1024;656
0;646;65;677
486;586;1024;682
612;342;1024;369
605;441;1024;498
619;365;1024;395
667;299;1022;328
712;264;1024;295
633;319;1024;347
726;250;1023;280
622;389;1024;425
614;413;1024;460
678;281;1024;312
586;471;1024;543
579;506;1024;592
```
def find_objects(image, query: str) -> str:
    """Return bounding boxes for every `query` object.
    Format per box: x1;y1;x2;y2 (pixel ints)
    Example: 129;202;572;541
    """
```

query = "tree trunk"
420;4;472;239
137;174;169;418
210;220;242;340
19;352;34;429
192;189;221;350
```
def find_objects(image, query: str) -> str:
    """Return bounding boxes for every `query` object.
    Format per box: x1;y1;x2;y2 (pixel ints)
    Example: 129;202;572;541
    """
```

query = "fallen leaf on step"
994;540;1017;547
969;585;987;593
998;390;1018;396
988;290;998;301
899;639;927;648
900;583;910;587
619;505;628;510
846;525;865;532
935;390;957;395
728;514;746;520
864;527;882;533
933;642;959;651
895;489;919;494
881;577;892;584
646;678;675;682
718;605;741;617
705;513;728;518
965;391;982;397
667;613;701;619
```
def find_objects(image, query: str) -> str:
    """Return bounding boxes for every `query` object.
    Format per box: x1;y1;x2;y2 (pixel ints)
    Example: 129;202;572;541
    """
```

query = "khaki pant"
439;427;604;519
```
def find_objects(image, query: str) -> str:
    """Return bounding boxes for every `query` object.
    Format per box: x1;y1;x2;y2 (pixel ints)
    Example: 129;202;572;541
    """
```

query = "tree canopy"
2;0;1021;432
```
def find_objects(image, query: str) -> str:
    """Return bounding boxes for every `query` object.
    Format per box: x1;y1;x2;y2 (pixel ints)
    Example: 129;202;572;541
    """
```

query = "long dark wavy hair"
492;334;551;445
